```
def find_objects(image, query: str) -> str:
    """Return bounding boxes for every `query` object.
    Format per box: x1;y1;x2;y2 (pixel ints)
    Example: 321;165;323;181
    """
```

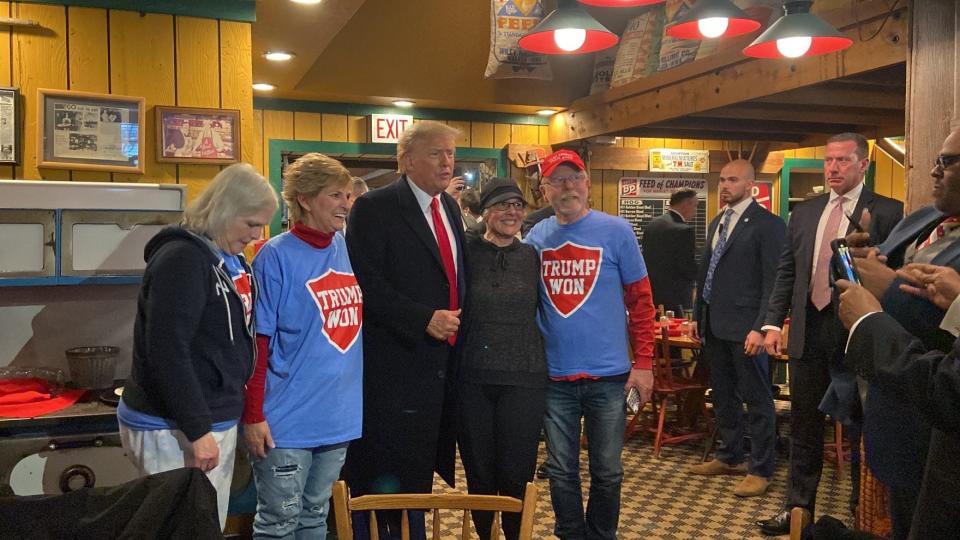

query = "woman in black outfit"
457;178;547;540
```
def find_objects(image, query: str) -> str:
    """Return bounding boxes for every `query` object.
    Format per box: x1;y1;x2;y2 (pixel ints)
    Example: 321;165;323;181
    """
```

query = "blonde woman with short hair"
119;163;278;531
243;153;364;539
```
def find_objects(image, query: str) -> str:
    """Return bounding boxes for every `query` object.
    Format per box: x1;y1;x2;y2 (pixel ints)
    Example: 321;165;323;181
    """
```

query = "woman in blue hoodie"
118;163;278;530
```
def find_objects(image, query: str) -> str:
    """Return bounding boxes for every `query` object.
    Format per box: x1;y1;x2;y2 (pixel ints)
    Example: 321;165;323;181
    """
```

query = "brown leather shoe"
688;459;747;475
734;474;770;497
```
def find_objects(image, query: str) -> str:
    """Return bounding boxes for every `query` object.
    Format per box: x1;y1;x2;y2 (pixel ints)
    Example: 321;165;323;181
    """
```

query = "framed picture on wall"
0;87;21;165
155;106;240;165
38;89;145;174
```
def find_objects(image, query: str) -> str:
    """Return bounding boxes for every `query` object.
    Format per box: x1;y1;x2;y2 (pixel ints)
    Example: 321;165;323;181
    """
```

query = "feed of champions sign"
540;242;603;318
619;177;708;198
306;270;364;354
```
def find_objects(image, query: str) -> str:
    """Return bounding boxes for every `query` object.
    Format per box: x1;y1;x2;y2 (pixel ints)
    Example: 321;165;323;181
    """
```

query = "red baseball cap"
541;149;586;178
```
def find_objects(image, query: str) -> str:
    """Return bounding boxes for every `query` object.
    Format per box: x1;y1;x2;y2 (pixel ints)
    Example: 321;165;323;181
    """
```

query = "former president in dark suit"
344;121;467;539
757;133;903;536
642;188;698;313
690;160;785;498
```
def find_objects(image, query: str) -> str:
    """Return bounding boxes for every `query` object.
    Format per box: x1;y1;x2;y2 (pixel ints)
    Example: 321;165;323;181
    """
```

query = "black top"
458;236;547;387
122;226;256;442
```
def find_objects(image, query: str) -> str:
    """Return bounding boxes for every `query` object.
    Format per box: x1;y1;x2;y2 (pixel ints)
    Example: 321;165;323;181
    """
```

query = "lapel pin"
744;218;750;223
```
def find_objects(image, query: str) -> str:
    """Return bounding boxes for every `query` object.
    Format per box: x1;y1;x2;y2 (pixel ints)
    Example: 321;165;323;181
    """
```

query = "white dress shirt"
407;177;459;273
810;182;865;283
711;197;754;249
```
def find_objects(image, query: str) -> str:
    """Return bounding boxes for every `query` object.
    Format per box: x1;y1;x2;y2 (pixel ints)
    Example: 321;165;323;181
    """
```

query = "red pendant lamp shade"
666;0;761;40
577;0;665;6
518;0;619;55
743;0;852;58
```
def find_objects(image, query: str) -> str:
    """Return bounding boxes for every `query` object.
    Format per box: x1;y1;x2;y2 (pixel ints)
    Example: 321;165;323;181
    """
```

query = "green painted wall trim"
267;139;506;234
255;97;550;126
19;0;256;22
779;157;877;219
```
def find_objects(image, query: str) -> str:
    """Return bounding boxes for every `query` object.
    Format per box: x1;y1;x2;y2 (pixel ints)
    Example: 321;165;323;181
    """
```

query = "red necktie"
917;216;960;251
430;197;459;345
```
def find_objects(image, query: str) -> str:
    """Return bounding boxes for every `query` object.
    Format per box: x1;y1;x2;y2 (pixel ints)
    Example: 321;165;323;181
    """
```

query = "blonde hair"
282;153;351;224
183;163;278;239
396;121;460;174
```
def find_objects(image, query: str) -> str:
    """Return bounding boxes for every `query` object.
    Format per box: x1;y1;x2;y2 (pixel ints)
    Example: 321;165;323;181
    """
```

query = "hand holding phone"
831;238;861;285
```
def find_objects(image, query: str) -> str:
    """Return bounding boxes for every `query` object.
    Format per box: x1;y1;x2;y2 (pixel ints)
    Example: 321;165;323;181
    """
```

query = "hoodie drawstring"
213;267;235;344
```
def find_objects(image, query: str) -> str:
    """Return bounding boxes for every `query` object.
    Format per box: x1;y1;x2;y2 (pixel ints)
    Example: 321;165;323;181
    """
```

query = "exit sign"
369;114;413;144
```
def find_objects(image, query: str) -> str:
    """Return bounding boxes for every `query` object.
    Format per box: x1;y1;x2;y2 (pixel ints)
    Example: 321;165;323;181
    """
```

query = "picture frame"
155;106;241;165
0;87;21;165
38;89;145;174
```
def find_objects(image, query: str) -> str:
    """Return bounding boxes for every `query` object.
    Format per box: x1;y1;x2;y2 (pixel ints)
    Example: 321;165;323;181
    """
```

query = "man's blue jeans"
251;444;347;539
544;378;626;540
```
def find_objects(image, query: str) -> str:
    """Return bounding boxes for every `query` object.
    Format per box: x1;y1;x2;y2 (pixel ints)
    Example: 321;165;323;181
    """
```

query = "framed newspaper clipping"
38;89;145;174
0;87;20;164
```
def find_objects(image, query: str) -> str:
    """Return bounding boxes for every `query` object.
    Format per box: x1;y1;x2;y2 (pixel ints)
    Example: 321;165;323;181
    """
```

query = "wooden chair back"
332;481;539;540
651;326;676;388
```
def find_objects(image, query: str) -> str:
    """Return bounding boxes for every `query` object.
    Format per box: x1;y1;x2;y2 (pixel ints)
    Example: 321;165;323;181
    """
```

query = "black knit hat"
479;178;526;211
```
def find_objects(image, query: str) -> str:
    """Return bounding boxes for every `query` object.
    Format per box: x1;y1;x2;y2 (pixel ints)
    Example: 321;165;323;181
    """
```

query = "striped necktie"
703;208;734;304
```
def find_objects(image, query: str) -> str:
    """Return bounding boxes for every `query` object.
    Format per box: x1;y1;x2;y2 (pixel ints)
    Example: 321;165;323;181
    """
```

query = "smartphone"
626;388;641;414
830;238;861;284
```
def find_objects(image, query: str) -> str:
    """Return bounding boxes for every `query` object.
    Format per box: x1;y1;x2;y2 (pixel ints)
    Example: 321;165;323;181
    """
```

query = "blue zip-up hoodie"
122;226;257;442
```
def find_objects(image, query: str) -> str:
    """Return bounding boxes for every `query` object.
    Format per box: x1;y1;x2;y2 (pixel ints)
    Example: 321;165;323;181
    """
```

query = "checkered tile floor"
427;429;853;539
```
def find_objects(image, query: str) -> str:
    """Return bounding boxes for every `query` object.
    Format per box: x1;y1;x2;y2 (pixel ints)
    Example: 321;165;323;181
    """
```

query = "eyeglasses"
935;154;960;170
543;173;587;187
489;200;524;211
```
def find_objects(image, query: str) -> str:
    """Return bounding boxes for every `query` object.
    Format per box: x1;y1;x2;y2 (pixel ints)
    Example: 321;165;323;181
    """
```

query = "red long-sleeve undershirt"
624;276;655;370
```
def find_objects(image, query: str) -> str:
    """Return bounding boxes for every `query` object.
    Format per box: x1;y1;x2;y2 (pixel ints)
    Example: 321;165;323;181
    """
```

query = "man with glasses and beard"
524;149;655;540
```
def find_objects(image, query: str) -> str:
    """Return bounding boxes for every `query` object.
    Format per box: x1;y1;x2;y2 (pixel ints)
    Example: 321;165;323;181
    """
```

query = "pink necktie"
811;197;845;310
430;198;459;345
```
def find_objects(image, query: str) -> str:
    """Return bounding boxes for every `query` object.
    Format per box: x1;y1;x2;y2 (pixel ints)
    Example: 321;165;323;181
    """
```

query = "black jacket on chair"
643;210;697;313
695;201;785;342
763;190;903;358
343;176;467;494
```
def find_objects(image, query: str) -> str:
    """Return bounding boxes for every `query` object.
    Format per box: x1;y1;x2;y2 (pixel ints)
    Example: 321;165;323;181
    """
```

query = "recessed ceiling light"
264;51;295;62
537;109;557;116
290;0;322;4
393;100;414;108
252;83;276;92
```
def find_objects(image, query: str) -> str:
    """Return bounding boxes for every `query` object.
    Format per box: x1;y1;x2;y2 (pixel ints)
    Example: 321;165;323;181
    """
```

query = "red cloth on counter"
0;378;85;418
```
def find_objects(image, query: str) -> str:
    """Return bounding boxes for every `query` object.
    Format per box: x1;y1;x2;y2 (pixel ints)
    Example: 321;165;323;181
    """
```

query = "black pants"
458;382;546;540
787;303;861;512
703;320;777;478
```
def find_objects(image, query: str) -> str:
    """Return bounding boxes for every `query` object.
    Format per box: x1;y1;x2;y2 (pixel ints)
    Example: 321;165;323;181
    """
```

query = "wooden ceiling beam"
619;127;807;143
549;0;907;144
690;102;905;127
752;84;905;110
649;117;860;135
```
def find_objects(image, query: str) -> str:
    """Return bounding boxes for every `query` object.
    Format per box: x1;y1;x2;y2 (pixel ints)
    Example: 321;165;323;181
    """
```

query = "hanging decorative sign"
648;148;710;173
620;176;707;198
369;114;413;144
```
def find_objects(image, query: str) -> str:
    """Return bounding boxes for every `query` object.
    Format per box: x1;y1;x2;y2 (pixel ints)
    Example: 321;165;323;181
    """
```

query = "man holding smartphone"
690;159;785;498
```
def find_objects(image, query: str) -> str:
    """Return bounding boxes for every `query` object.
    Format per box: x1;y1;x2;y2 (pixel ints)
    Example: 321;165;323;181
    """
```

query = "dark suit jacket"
643;210;697;313
695;201;786;342
764;189;903;358
343;176;466;493
847;312;960;539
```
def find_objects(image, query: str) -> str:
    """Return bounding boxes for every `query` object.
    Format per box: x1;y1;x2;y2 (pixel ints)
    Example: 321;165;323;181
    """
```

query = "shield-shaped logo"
540;242;603;318
305;270;364;353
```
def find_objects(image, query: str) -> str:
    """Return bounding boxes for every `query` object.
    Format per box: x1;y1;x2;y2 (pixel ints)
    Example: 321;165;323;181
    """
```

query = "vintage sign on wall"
648;148;710;173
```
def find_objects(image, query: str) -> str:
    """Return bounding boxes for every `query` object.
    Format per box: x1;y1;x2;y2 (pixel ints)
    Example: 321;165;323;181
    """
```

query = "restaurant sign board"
648;148;710;173
620;176;707;198
369;114;413;144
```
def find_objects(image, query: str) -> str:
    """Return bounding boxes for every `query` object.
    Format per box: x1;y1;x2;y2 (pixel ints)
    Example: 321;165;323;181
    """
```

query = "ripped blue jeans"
252;443;348;539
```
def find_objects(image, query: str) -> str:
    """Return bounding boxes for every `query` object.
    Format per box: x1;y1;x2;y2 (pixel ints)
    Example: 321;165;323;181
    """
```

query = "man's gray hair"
827;132;869;160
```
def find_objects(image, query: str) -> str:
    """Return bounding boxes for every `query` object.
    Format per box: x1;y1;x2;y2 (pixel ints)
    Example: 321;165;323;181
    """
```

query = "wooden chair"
790;507;812;540
331;481;539;540
641;326;714;456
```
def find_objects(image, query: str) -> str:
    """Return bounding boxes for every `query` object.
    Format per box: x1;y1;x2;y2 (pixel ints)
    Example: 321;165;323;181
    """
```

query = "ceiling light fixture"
537;109;558;116
518;0;618;55
743;0;852;58
252;83;276;92
290;0;323;5
666;0;761;40
393;100;414;108
576;0;665;6
264;51;295;62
